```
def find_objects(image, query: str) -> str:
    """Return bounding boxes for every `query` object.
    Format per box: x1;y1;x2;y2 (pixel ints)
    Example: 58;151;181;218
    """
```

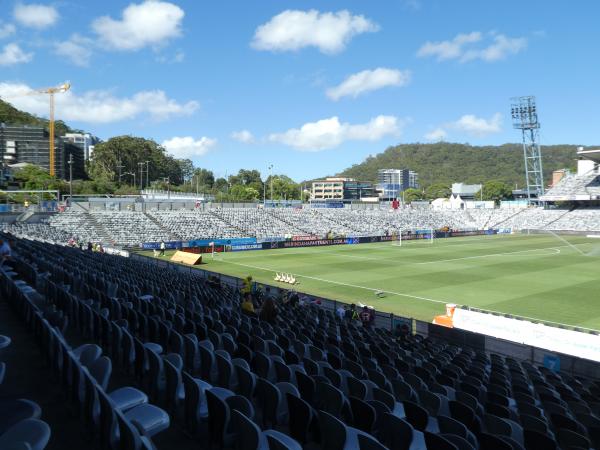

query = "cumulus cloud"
0;82;198;124
461;34;527;62
252;9;379;54
424;128;447;141
92;0;184;51
429;113;502;139
231;130;255;144
268;115;402;151
417;31;526;62
451;113;502;136
326;68;411;101
0;22;16;39
13;3;59;29
54;34;93;67
0;43;33;66
162;136;217;158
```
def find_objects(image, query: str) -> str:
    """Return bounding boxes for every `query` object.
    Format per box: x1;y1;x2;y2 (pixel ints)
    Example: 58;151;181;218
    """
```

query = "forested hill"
0;99;74;136
336;143;588;188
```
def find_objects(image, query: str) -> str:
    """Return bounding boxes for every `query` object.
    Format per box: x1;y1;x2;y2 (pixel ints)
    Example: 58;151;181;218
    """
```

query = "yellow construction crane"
1;82;70;176
33;82;71;177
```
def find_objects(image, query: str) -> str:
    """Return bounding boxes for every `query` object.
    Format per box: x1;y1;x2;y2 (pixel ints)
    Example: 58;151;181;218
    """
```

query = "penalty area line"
416;246;563;265
218;258;451;306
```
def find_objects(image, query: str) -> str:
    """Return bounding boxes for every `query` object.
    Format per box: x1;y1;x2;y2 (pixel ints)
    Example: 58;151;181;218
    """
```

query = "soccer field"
146;233;600;329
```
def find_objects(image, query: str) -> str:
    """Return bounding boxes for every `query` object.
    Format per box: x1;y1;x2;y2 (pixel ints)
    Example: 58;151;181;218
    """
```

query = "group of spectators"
239;275;327;324
66;238;105;253
238;274;380;330
337;303;375;328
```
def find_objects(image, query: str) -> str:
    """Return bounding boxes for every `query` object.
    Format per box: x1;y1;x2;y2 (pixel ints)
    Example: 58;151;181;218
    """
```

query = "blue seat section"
3;234;600;450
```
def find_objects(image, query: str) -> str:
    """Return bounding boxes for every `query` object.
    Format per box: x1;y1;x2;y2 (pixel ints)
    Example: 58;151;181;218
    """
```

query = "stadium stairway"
210;209;255;237
142;211;181;241
0;268;81;449
489;208;526;229
0;256;197;449
266;209;313;235
84;211;113;243
313;209;363;234
542;205;579;230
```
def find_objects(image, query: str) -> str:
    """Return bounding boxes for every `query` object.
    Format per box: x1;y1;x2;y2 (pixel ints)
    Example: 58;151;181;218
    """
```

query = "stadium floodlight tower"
510;96;544;204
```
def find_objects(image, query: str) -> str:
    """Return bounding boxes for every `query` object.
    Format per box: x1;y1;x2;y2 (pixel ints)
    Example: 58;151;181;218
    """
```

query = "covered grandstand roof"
578;148;600;162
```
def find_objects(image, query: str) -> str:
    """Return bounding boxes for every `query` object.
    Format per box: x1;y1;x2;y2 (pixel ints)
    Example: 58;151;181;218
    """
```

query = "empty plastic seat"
0;419;51;450
0;399;42;434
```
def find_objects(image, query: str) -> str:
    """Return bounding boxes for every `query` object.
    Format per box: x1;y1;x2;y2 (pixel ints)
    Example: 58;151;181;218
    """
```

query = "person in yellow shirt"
241;292;255;315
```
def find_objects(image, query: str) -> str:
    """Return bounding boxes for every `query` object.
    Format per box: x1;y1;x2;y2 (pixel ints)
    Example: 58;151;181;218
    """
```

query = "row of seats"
4;234;600;449
3;206;600;246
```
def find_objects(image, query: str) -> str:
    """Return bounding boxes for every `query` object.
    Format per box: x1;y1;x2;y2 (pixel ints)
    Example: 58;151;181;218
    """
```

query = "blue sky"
0;0;598;181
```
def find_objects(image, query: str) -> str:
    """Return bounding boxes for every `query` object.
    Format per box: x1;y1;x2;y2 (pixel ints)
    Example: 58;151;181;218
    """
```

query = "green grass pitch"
142;233;600;330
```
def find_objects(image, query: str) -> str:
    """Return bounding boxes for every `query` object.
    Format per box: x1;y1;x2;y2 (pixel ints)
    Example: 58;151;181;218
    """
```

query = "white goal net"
391;229;435;246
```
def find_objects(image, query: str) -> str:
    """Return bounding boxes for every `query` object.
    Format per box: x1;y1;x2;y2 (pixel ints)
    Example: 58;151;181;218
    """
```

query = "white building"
377;169;419;199
63;133;100;161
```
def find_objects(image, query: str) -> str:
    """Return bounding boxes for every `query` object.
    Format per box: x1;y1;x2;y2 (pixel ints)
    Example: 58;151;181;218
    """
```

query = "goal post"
391;228;434;246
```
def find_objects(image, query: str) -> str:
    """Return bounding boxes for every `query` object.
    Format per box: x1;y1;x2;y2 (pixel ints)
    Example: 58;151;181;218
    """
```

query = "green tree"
229;185;259;201
213;177;228;192
424;183;451;200
177;159;194;181
402;188;424;203
265;175;300;200
191;168;215;190
88;135;187;186
229;169;262;186
477;180;513;204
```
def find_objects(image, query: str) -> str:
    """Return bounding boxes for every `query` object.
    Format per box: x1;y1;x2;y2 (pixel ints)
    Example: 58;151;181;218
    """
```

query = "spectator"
241;292;255;315
345;303;359;321
395;323;411;343
0;239;12;266
259;297;277;323
336;304;345;320
360;306;372;328
87;241;93;251
288;290;299;307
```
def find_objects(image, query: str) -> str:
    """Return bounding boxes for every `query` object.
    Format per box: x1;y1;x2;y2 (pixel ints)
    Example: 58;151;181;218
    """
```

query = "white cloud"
451;113;502;136
231;130;255;144
268;115;402;151
417;31;526;62
326;67;411;101
0;82;198;124
0;43;33;66
0;22;16;39
54;34;93;67
162;136;217;158
426;113;502;140
92;0;184;51
461;34;527;62
424;128;447;141
251;9;379;54
13;3;59;29
417;32;482;61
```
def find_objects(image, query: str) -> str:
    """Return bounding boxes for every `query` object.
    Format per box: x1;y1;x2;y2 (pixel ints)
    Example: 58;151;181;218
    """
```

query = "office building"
377;169;419;200
311;177;376;200
0;124;85;179
63;132;100;161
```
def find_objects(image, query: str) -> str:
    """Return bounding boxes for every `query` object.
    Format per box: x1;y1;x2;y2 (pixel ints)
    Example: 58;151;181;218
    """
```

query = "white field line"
231;235;550;263
416;247;562;265
218;258;451;305
217;243;598;330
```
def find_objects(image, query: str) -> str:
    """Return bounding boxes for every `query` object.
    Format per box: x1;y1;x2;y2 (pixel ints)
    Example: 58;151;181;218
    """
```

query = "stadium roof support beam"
511;96;544;205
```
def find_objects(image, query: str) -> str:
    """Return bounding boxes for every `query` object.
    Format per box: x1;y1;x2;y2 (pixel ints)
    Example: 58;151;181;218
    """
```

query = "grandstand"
3;234;600;450
3;205;600;247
